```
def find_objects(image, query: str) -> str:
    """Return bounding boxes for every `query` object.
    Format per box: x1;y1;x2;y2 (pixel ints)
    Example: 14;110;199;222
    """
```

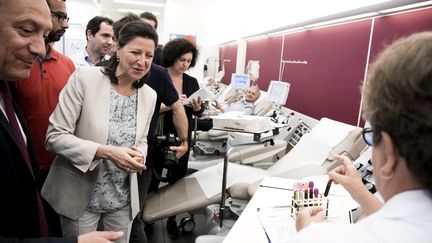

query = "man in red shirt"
15;0;74;176
13;0;75;236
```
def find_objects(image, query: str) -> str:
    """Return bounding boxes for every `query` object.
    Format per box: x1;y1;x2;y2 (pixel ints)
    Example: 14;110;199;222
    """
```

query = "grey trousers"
60;205;132;243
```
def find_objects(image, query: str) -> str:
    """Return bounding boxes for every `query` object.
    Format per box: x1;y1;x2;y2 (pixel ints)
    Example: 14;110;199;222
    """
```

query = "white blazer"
42;67;156;220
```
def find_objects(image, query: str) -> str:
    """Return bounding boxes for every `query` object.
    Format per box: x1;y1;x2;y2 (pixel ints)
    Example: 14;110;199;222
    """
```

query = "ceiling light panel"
113;0;164;8
117;8;160;15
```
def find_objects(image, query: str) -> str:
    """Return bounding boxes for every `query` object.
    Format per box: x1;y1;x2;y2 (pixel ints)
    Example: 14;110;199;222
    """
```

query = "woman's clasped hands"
97;144;146;173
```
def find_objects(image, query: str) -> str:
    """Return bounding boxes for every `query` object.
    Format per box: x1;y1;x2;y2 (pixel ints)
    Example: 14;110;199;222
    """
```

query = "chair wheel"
180;216;196;232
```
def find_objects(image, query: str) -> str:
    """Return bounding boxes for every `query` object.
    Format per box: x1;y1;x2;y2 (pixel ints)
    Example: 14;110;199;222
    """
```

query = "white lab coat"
290;190;432;243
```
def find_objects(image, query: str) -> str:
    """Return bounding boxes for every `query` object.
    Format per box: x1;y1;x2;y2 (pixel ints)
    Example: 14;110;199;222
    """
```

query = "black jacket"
0;84;75;243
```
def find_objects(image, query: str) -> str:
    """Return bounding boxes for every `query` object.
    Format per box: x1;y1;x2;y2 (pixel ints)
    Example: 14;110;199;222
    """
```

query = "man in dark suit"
0;0;122;242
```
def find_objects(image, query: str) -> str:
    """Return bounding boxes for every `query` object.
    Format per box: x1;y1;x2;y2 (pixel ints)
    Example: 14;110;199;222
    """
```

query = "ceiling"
97;0;167;21
76;0;432;44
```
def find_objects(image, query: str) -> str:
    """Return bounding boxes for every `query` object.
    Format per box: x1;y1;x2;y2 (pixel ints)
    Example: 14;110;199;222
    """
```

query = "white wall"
204;0;391;43
67;1;101;28
163;0;219;82
160;0;390;81
61;0;396;80
54;1;101;56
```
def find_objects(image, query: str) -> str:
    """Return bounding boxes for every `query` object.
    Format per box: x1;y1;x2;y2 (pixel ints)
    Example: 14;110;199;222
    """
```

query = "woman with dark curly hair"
156;38;203;238
291;32;432;243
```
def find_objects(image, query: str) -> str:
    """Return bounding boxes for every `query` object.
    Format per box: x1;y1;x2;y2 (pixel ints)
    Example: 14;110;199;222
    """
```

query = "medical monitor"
266;80;290;106
231;73;250;90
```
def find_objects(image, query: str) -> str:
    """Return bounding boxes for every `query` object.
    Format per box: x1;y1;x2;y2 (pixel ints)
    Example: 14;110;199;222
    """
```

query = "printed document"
257;207;296;243
184;87;214;105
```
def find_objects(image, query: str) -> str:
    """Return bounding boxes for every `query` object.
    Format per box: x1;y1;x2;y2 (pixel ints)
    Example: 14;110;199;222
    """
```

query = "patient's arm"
213;100;225;113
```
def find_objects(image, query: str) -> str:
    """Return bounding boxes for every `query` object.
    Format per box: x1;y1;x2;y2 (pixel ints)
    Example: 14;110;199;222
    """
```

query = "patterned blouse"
87;87;137;213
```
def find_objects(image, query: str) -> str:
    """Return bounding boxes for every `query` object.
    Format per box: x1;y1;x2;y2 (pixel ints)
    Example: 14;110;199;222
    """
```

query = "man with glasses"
50;10;70;24
70;16;114;67
12;0;75;237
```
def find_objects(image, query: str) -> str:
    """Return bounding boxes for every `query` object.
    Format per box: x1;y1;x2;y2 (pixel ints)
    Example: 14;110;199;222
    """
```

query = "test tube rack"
290;196;329;220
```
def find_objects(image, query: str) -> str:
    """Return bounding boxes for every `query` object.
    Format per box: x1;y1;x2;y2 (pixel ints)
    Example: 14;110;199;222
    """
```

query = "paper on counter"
257;207;297;243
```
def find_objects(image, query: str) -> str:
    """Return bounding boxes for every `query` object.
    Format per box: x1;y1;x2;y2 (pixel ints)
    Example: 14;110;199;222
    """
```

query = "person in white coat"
293;31;432;243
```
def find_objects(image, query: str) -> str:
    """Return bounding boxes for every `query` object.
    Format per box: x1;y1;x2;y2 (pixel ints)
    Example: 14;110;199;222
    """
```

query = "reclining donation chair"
142;118;367;234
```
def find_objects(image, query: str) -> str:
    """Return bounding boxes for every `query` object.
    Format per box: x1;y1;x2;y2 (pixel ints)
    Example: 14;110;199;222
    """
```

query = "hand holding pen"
330;155;383;216
328;155;370;202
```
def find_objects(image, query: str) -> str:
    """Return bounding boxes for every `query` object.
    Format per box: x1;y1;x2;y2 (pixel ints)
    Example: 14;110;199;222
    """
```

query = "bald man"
0;0;121;242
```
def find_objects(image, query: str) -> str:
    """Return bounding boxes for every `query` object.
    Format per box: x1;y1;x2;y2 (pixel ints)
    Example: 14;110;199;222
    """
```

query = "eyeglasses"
50;11;70;23
363;127;382;146
362;128;374;146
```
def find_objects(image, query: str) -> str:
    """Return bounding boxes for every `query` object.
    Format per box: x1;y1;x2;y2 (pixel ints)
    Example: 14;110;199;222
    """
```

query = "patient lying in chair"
198;85;261;131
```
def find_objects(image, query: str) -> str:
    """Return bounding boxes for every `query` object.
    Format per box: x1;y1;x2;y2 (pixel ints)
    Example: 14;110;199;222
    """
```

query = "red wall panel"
246;36;283;91
219;43;238;85
282;20;372;125
370;7;432;62
219;7;432;126
356;7;432;127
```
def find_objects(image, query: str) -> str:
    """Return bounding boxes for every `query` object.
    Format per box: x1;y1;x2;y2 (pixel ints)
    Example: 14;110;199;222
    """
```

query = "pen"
272;205;293;209
324;179;333;197
257;208;272;243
